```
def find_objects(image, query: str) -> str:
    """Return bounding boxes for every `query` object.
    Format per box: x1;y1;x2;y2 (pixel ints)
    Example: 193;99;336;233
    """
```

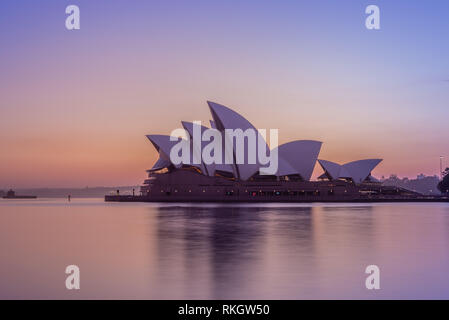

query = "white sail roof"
274;140;322;180
147;157;172;172
207;101;270;180
146;135;179;165
343;159;383;183
318;159;382;183
146;134;202;171
144;101;384;183
318;159;341;180
181;121;227;176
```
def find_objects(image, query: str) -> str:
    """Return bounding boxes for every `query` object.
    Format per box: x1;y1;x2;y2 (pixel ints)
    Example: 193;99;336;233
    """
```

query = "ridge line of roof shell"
207;101;270;180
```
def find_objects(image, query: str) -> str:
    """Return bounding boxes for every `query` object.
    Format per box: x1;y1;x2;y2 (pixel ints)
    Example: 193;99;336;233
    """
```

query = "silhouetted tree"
438;168;449;194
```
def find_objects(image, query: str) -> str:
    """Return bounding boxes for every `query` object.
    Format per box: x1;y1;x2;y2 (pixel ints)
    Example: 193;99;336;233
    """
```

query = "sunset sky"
1;0;448;188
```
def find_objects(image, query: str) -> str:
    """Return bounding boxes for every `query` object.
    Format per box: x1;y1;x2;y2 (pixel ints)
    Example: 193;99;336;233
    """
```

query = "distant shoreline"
0;186;140;198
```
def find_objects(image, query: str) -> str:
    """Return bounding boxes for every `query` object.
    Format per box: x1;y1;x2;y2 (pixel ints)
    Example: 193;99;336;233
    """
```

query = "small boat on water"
2;189;37;199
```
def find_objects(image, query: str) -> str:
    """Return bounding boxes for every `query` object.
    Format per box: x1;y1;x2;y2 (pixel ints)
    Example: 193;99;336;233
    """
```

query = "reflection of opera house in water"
109;101;425;202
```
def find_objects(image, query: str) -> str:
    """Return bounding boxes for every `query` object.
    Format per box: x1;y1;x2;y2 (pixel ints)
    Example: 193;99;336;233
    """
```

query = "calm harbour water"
1;198;449;299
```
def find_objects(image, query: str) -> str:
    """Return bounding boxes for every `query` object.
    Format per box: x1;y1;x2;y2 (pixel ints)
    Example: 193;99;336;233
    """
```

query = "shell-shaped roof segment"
148;157;172;172
207;101;270;180
145;101;383;183
274;140;322;181
271;157;297;177
318;159;382;183
343;159;382;183
146;134;201;171
182;121;221;176
318;160;341;180
146;135;179;161
181;121;234;175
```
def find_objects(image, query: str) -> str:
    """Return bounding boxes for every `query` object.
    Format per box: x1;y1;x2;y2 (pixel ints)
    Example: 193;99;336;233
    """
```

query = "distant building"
381;174;440;195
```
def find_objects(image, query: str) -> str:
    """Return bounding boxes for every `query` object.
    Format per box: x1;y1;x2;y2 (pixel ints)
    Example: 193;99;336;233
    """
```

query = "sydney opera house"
108;101;423;202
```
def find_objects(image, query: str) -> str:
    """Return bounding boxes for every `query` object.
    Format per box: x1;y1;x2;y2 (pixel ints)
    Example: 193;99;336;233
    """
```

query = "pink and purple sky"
1;0;448;188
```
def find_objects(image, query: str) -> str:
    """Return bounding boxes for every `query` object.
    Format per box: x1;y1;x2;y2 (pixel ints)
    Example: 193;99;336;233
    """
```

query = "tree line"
438;168;449;194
